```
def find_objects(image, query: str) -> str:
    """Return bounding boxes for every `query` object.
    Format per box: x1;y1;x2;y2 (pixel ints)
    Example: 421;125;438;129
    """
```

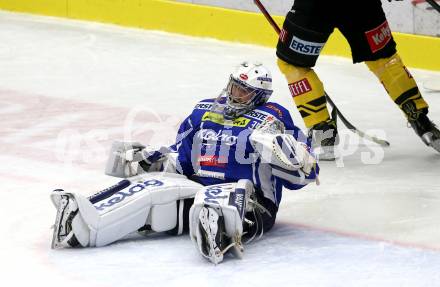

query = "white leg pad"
68;172;203;247
190;179;253;239
71;213;90;247
148;201;177;232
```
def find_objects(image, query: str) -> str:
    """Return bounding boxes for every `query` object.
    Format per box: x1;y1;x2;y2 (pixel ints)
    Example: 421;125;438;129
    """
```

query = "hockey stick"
411;0;440;13
252;0;390;147
426;0;440;13
325;94;390;146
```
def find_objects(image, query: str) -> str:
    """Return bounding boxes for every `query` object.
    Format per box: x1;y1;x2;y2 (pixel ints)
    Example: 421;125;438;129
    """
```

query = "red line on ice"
280;220;440;252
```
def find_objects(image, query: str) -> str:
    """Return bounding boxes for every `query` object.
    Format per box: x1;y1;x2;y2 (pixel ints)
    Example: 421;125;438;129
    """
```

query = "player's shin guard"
365;53;429;120
277;58;330;128
277;59;338;159
366;53;440;152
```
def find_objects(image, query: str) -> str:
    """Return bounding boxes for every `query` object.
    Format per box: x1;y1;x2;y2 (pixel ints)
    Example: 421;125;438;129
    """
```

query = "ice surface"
1;11;440;287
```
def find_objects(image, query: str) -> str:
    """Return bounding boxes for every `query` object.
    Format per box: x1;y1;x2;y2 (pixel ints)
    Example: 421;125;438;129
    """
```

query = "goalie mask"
222;62;273;119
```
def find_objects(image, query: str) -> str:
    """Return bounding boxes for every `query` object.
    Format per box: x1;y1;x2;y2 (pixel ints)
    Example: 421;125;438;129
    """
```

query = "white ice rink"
1;11;440;287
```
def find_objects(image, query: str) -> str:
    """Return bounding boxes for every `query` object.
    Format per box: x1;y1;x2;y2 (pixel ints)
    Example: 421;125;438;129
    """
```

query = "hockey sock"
277;58;330;128
365;53;429;120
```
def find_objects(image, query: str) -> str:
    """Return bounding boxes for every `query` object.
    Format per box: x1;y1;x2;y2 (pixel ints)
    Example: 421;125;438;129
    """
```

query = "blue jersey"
147;99;318;207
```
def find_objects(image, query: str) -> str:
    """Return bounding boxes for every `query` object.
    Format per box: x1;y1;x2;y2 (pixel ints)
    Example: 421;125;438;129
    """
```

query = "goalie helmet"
223;62;273;119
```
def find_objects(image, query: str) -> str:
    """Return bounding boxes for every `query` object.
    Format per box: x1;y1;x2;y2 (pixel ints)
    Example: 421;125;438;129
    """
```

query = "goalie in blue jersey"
50;62;319;264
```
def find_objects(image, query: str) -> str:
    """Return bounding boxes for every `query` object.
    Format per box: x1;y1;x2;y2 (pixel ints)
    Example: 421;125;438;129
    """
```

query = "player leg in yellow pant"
366;53;428;120
277;58;338;160
277;0;440;154
366;53;440;151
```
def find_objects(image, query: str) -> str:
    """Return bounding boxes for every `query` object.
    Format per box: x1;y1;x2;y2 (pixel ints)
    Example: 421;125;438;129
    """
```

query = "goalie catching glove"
250;117;317;176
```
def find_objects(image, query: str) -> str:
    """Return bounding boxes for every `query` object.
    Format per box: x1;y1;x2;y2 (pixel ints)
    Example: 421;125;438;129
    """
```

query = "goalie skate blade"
51;193;78;249
51;195;70;249
198;207;223;264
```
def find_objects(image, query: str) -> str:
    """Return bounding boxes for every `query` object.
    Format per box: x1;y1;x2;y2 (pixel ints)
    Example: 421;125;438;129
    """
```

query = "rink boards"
0;0;439;70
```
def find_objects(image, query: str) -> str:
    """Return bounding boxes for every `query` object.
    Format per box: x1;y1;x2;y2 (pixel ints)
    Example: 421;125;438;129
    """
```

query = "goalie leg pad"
196;206;226;264
51;189;102;248
51;172;203;248
189;180;254;264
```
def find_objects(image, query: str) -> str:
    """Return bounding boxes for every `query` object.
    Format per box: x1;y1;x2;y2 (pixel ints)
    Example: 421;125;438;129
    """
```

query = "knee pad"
365;53;428;117
63;172;203;247
276;12;331;67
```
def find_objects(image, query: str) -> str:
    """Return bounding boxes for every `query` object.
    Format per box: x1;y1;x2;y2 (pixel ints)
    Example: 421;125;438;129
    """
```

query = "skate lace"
242;198;272;244
220;235;243;255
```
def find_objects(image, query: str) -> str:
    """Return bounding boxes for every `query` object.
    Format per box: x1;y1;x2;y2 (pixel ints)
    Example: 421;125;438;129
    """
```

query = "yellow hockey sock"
277;59;330;128
365;53;428;119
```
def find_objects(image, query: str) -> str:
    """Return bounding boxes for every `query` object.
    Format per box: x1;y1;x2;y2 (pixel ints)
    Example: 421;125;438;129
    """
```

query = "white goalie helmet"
223;62;273;119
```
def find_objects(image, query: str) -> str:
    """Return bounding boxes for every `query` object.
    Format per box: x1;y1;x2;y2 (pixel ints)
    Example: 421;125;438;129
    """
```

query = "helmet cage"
224;75;273;119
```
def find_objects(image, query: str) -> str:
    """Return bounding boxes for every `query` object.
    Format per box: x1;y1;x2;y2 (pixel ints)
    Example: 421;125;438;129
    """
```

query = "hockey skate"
50;189;80;249
309;118;339;161
408;110;440;153
197;206;243;264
